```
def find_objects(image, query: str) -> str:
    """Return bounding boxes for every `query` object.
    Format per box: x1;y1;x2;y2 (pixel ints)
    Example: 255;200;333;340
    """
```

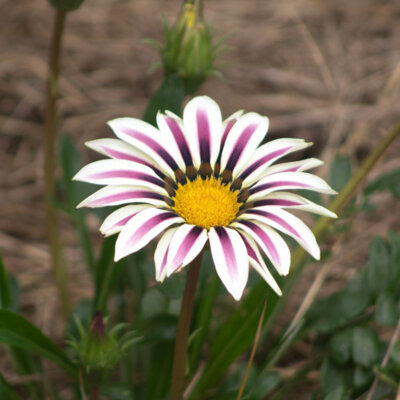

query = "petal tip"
231;290;243;301
76;199;87;208
114;251;124;263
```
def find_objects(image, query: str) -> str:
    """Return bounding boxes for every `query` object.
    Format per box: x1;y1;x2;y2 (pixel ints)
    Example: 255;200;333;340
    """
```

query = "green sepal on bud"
48;0;85;12
159;0;223;94
67;311;141;379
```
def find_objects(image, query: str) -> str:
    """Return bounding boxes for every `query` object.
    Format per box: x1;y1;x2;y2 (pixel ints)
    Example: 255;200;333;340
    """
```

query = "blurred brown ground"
0;0;400;398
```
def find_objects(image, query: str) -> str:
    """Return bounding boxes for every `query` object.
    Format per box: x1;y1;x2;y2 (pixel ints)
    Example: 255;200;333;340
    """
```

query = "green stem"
171;252;203;400
190;272;220;373
44;9;70;317
89;385;99;400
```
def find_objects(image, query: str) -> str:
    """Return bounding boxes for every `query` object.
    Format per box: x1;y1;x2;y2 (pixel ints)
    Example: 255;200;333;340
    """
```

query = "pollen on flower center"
173;175;240;229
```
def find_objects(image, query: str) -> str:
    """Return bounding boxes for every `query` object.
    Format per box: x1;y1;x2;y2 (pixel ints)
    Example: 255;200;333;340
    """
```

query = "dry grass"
1;0;400;396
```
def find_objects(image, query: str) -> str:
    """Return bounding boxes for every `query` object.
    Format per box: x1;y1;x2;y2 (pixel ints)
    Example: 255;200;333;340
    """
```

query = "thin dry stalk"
365;317;400;400
236;301;267;400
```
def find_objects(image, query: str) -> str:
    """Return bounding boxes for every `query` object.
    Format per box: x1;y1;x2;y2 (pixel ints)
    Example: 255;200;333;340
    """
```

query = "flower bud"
67;311;141;378
162;0;219;94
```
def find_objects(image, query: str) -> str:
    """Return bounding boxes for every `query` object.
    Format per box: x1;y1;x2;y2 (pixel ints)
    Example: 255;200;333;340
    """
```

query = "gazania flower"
74;96;336;300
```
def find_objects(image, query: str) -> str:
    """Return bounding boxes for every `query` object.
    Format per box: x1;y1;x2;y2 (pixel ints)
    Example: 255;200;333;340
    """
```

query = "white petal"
252;191;337;218
108;117;180;179
232;220;291;276
73;159;168;195
115;208;184;261
208;227;249;301
77;185;168;208
157;112;192;169
154;228;178;282
85;138;164;178
240;233;282;295
239;207;320;259
264;158;323;176
220;110;244;148
183;96;223;169
100;204;152;236
166;224;208;276
220;112;269;179
240;138;310;187
248;171;337;202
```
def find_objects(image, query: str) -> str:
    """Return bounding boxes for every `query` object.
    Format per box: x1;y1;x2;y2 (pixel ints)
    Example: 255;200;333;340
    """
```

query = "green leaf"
141;288;166;319
143;74;184;126
329;328;353;365
352;366;374;393
363;169;400;198
388;231;400;283
158;273;186;299
0;373;19;400
190;272;220;373
329;155;352;192
0;310;76;374
0;255;11;309
101;384;134;400
144;341;173;400
323;386;349;400
94;237;128;313
307;289;369;333
142;314;178;343
375;292;399;326
352;326;380;367
320;358;352;394
6;275;20;313
389;341;400;365
215;362;257;398
251;371;281;398
367;237;391;296
65;299;93;340
373;365;398;388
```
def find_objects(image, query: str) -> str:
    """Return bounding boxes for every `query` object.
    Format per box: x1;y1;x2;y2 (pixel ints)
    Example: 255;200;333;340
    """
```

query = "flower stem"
44;9;70;317
89;385;99;400
171;252;203;400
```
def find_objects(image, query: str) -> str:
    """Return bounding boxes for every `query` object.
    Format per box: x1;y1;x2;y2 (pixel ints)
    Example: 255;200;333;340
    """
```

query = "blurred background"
1;0;400;396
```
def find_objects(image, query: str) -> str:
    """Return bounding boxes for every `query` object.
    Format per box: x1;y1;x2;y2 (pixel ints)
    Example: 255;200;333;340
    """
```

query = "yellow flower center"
173;176;240;229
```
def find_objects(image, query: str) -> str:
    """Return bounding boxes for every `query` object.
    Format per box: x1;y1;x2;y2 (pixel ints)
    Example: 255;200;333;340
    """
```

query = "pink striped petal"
73;159;167;195
220;112;269;179
108;117;180;179
232;220;290;276
166;224;208;276
253;192;337;218
157;111;193;169
154;228;177;282
209;227;249;301
248;171;337;202
239;207;320;259
77;185;167;208
240;233;282;295
183;96;222;169
115;208;184;261
264;158;323;176
220;110;243;150
100;204;151;236
240;138;310;186
85;138;164;178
